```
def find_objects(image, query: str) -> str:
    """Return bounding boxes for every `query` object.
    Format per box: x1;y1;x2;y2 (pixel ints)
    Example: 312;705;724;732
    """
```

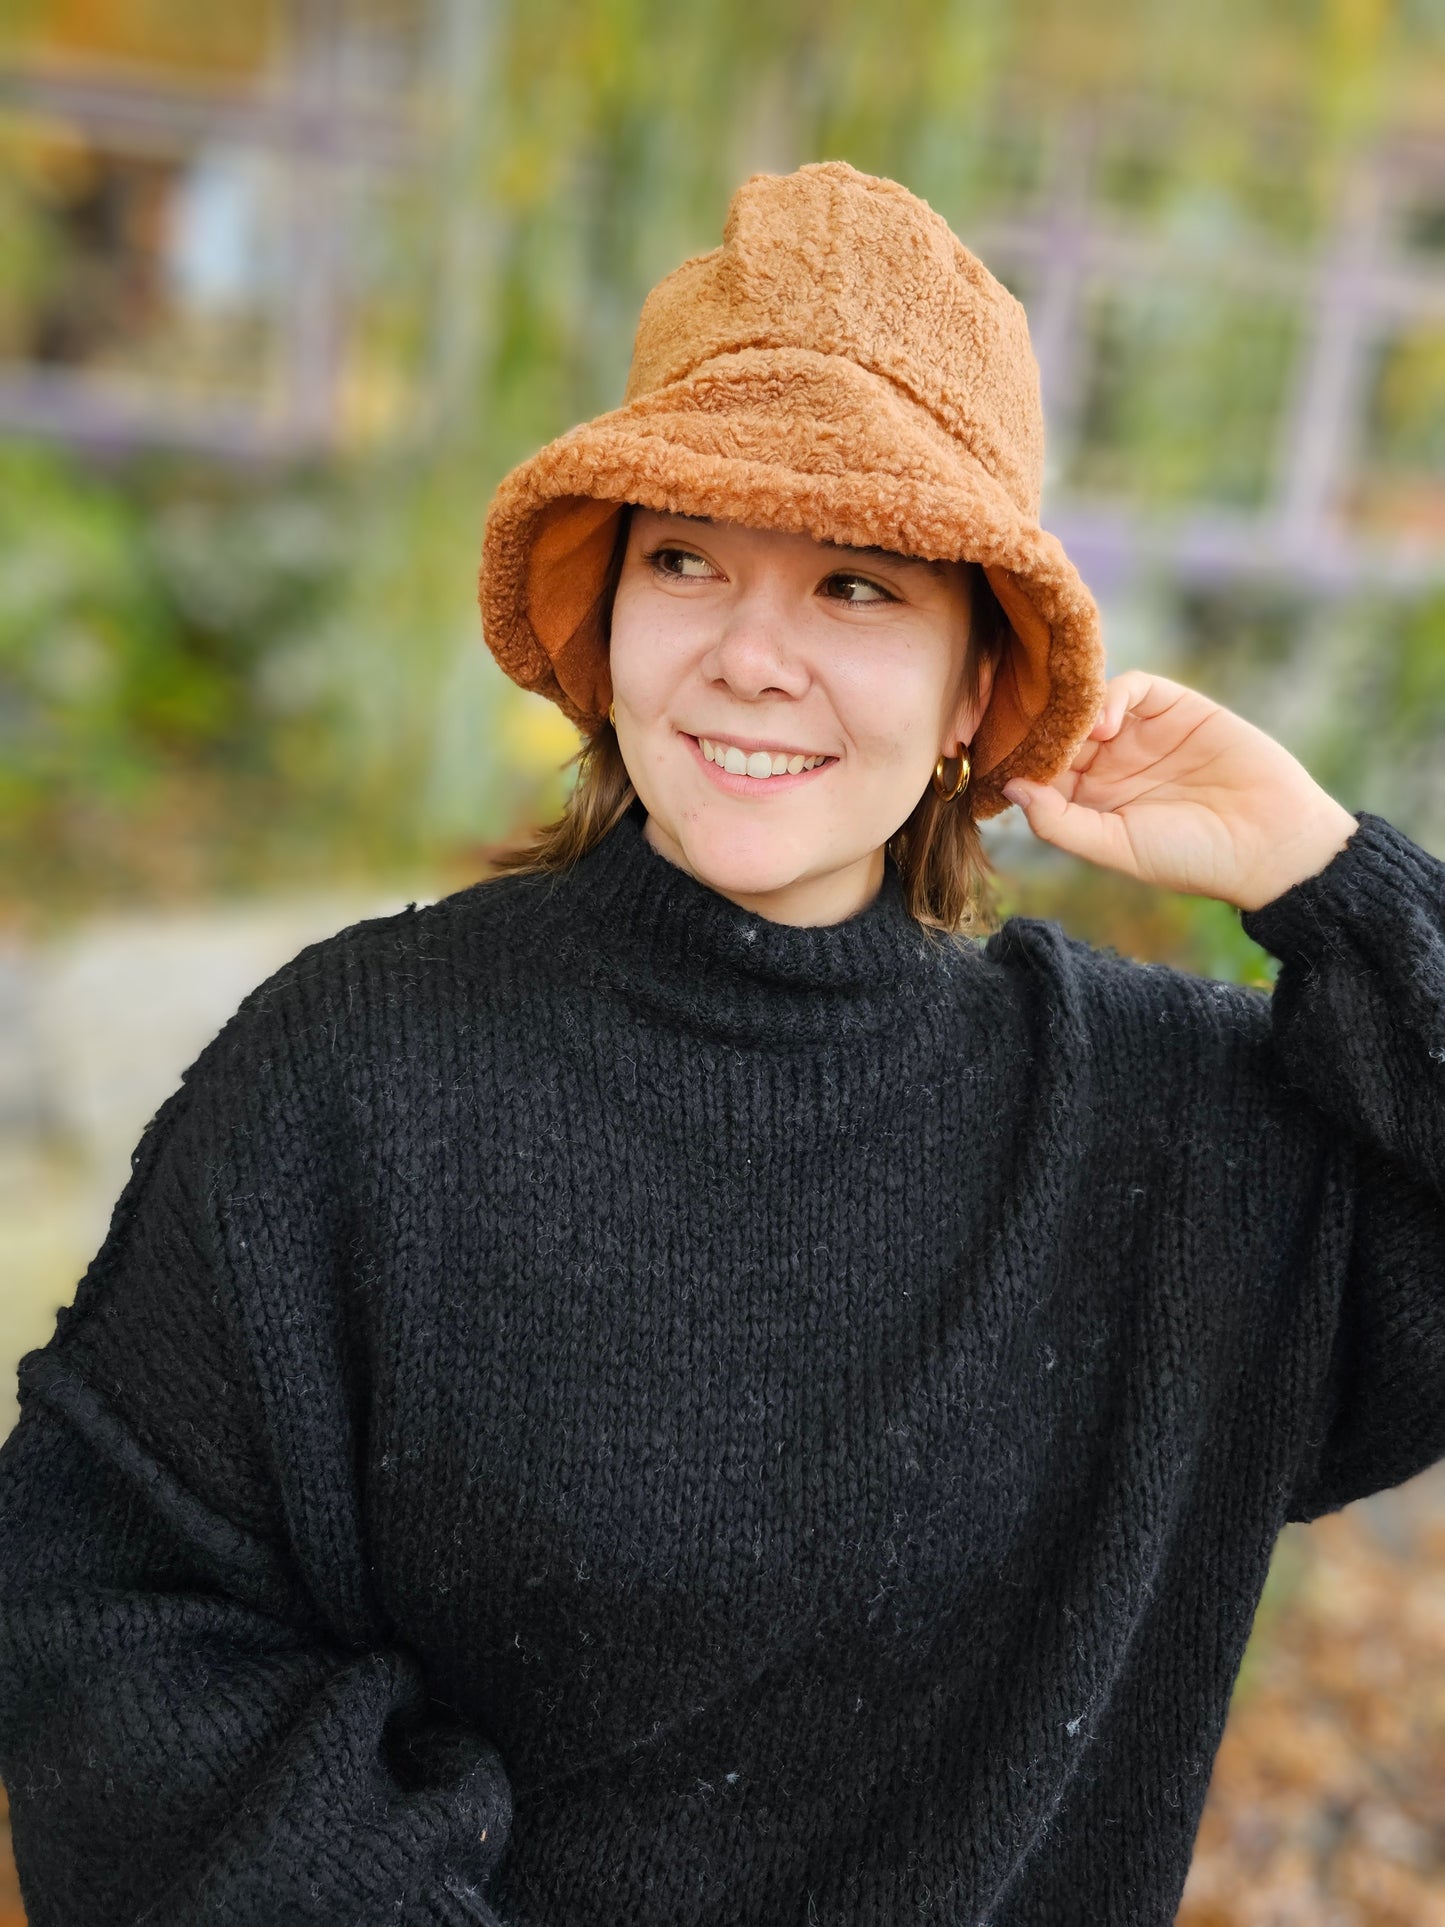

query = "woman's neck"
640;810;888;928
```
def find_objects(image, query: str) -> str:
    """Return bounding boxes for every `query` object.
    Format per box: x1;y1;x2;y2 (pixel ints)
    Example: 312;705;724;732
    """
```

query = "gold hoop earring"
608;700;617;728
931;744;971;802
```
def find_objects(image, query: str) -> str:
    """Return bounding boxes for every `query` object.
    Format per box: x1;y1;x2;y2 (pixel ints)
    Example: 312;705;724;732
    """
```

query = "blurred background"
1;0;1442;1920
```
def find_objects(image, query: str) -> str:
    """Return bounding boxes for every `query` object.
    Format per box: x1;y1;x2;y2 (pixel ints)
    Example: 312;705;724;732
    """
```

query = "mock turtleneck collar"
546;797;972;1047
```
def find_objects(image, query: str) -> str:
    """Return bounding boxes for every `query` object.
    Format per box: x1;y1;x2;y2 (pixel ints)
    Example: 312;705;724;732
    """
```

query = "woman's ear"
947;648;997;756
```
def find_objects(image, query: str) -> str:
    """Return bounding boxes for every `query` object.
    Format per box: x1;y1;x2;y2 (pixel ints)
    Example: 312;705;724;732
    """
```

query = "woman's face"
607;507;995;926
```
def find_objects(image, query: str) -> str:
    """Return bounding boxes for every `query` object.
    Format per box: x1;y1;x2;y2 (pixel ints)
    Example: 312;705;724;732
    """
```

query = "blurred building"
0;0;452;460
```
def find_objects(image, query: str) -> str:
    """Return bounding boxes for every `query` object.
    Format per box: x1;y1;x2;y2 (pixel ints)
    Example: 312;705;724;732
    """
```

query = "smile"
684;733;837;792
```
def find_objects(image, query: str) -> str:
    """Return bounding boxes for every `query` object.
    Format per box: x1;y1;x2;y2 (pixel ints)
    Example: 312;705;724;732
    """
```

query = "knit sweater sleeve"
0;962;513;1926
1235;808;1445;1524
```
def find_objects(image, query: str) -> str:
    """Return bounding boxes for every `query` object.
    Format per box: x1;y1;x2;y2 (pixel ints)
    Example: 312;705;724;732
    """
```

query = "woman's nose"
704;594;810;698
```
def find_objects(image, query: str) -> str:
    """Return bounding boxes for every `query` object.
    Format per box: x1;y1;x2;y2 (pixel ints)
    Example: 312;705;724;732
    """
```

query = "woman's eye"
644;546;717;579
641;550;893;600
823;573;895;604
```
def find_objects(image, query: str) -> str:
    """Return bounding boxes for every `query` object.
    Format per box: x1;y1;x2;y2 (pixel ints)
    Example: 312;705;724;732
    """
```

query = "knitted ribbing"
545;796;973;1044
1;807;1442;1926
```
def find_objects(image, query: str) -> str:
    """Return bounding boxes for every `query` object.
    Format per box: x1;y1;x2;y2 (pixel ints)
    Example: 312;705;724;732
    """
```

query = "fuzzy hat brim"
478;347;1106;820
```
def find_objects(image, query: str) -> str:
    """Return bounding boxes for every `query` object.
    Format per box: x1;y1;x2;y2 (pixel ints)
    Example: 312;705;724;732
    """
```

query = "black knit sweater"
2;799;1443;1926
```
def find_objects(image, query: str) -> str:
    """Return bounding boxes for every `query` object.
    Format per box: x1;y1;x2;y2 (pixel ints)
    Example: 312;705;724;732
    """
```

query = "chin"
670;816;820;899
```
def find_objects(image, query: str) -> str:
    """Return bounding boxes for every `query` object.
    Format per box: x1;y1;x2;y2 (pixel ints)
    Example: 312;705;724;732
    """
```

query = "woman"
1;161;1441;1927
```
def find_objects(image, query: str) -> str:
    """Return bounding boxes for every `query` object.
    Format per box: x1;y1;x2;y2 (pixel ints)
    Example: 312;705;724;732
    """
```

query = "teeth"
700;738;828;779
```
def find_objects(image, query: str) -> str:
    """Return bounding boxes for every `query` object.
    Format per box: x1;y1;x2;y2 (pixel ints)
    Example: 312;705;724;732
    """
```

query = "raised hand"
998;670;1360;913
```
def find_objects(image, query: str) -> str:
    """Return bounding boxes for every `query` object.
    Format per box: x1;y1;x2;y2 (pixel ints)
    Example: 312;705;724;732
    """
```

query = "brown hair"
485;504;1011;940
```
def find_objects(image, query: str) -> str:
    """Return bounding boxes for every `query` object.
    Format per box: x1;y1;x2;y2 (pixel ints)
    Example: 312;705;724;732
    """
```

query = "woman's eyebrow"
824;542;950;580
656;513;950;580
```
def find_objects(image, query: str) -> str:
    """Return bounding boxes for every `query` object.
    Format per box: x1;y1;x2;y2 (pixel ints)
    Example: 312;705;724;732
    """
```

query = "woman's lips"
684;733;836;796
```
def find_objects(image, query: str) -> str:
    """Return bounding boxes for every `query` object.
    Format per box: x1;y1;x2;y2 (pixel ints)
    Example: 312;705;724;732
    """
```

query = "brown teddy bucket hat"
477;159;1106;820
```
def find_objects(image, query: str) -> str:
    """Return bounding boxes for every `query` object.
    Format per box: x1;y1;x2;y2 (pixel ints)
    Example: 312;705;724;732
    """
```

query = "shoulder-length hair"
486;504;1011;939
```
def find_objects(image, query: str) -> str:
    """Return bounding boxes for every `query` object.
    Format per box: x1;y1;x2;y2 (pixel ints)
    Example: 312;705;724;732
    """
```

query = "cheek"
826;643;951;756
608;585;707;707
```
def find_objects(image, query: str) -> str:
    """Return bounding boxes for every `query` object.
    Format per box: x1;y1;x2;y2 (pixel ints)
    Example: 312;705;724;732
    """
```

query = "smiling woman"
7;158;1442;1927
477;160;1110;936
485;500;1016;933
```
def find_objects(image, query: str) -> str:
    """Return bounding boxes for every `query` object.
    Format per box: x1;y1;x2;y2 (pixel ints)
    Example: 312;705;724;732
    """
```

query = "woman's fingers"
1081;671;1149;762
1004;777;1141;875
1092;669;1154;740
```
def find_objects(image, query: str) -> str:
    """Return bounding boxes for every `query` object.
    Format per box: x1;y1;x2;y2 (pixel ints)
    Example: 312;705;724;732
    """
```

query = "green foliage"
0;440;360;915
1069;283;1301;510
1364;324;1445;472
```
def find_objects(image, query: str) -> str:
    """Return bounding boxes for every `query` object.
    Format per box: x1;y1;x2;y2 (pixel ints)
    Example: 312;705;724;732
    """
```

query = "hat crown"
623;161;1045;517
